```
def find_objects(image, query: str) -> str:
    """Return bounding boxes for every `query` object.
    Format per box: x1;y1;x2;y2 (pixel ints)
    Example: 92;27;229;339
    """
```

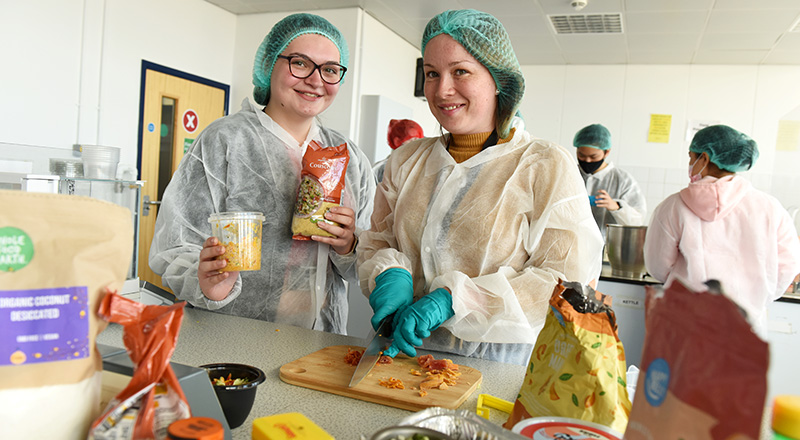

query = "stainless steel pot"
605;224;648;278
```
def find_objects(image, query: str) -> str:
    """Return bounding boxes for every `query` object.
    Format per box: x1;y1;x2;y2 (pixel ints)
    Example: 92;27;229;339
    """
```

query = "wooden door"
137;61;229;292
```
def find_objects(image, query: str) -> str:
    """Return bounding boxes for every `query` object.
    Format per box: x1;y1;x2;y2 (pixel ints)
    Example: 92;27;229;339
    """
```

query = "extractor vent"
549;13;623;34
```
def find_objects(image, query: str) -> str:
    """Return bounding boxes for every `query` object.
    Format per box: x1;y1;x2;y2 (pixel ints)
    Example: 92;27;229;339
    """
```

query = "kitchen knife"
348;316;393;388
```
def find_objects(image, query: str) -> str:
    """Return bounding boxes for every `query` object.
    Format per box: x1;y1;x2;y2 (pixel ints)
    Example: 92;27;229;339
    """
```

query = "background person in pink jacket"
644;124;800;339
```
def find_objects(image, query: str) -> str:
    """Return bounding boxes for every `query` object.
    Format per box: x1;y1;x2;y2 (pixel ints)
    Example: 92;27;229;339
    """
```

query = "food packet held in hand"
504;280;631;434
623;280;768;440
291;140;349;240
88;292;191;440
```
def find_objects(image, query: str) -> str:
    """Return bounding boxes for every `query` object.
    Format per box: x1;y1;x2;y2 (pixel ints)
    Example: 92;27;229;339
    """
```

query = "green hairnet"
252;13;349;105
689;125;759;172
421;9;525;138
573;124;611;150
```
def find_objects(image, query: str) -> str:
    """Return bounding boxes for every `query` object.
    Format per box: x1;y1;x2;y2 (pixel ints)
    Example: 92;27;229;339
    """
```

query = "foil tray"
397;408;529;440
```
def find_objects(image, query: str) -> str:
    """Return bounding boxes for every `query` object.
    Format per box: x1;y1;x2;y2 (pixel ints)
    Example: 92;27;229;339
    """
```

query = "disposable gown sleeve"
643;196;681;283
329;145;376;276
774;204;800;299
609;170;647;226
356;157;414;295
148;125;244;310
432;148;604;344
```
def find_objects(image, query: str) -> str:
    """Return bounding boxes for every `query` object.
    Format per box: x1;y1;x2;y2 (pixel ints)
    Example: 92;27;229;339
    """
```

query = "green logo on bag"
0;227;34;272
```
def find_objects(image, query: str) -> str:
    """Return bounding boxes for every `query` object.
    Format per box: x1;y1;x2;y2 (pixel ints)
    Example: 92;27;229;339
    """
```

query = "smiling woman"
148;13;376;333
357;9;603;366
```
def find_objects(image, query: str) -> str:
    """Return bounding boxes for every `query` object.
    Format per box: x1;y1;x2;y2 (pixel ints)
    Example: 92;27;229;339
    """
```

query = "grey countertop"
96;305;526;439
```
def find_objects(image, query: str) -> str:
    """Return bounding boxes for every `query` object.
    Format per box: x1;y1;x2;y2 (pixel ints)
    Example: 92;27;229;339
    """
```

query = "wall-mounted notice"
776;120;800;152
648;114;672;143
686;119;719;142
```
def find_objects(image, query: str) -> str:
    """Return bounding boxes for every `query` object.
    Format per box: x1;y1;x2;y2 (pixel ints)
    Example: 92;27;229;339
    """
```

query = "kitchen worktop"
96;305;526;439
599;263;661;285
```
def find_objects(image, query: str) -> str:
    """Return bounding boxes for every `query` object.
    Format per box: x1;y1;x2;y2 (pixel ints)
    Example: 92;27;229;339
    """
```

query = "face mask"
688;158;706;183
579;158;604;174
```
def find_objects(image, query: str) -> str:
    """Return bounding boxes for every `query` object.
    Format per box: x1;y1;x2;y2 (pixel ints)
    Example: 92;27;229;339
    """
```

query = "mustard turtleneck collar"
448;128;516;163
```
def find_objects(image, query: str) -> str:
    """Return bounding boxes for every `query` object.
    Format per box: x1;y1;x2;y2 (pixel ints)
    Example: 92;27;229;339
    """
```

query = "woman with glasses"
357;9;603;365
150;13;375;333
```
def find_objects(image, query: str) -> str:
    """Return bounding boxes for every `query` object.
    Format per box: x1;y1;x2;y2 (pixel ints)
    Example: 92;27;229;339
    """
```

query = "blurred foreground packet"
624;279;768;440
504;280;631;434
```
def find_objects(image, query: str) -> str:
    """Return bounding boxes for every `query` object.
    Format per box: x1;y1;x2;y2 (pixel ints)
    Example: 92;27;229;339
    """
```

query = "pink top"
644;175;800;337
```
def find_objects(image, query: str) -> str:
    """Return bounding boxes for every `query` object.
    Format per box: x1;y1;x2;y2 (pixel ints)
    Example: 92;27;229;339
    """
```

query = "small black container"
200;363;266;429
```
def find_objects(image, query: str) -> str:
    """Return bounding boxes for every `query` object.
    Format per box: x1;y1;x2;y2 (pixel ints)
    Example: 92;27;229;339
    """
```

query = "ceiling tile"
762;50;800;64
380;0;460;20
517;52;568;65
628;51;695;63
699;33;782;51
773;32;800;51
623;0;713;12
624;11;708;33
514;33;562;53
458;0;541;17
307;0;365;8
556;33;627;51
498;14;557;36
706;10;798;33
562;50;628;64
714;0;800;10
538;0;623;15
625;33;700;52
693;50;770;64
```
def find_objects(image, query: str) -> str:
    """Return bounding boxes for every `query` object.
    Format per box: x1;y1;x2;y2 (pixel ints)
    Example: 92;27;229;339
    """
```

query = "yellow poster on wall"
776;120;800;152
648;114;672;143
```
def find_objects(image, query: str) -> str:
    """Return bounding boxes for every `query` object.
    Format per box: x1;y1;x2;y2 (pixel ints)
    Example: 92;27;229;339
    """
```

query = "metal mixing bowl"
605;224;648;278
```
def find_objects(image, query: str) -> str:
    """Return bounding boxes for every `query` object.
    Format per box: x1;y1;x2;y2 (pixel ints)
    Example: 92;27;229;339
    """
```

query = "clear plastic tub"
208;212;265;272
80;145;121;179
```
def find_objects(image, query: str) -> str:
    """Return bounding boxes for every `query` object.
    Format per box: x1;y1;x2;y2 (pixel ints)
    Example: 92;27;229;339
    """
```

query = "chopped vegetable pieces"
212;373;250;387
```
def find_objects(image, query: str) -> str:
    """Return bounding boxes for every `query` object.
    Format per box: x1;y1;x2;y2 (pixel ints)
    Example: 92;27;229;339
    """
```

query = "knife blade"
348;315;393;387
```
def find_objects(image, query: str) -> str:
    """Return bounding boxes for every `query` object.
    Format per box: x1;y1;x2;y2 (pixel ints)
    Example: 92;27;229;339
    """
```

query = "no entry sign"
183;109;199;133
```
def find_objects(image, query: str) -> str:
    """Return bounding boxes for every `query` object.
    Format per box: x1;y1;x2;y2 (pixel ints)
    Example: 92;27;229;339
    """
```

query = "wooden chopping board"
279;345;482;411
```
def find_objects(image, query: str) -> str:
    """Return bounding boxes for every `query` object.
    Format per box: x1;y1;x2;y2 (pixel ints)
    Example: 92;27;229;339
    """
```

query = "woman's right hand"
369;268;414;330
198;236;238;301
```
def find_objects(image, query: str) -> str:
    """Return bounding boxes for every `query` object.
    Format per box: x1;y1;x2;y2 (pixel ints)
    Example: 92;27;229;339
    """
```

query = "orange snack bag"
88;292;191;440
291;141;350;240
505;280;631;434
623;280;768;440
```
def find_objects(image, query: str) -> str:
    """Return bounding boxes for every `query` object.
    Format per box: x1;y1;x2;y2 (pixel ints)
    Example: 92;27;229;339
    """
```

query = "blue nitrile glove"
383;288;455;358
368;268;414;330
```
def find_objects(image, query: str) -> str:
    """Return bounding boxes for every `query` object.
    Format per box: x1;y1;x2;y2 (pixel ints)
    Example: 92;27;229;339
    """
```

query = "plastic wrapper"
623;280;768;440
397;407;528;440
88;292;191;440
291;140;349;240
504;280;631;433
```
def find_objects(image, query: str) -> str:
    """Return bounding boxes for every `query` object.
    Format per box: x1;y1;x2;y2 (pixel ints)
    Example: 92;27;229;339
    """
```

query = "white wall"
356;13;438;148
0;0;236;168
521;64;800;222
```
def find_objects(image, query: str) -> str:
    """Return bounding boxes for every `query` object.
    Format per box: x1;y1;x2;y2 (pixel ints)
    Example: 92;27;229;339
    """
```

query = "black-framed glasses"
277;55;347;85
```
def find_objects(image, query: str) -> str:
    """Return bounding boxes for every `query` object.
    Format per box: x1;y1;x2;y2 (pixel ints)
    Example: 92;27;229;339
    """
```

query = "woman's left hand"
313;205;357;254
384;288;455;358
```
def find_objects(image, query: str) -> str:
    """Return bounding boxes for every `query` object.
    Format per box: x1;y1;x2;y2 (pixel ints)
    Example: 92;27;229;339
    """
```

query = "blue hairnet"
421;9;525;138
573;124;611;151
252;13;349;105
689;125;759;172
